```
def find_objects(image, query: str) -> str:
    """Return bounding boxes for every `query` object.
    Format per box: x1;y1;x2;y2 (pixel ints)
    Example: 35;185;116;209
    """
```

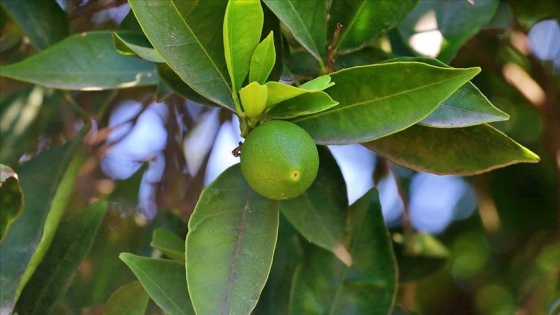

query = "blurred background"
1;0;558;314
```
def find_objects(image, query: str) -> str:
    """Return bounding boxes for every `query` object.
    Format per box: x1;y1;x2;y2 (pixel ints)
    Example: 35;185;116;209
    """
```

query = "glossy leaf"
265;91;339;120
0;164;23;243
186;164;279;315
112;31;165;63
156;63;217;107
263;0;327;67
1;0;68;50
249;31;276;84
300;75;334;91
328;0;418;54
120;254;194;315
16;202;108;315
0;138;83;313
397;0;499;62
129;0;234;110
224;0;263;92
103;281;150;315
293;62;480;144
265;76;333;108
394;233;449;283
0;31;158;90
150;228;185;262
254;215;304;315
280;147;351;266
363;124;540;175
289;189;397;314
240;81;268;119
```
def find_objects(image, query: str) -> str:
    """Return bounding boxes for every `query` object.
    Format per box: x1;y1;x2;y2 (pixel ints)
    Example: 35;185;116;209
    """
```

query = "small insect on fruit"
240;120;319;200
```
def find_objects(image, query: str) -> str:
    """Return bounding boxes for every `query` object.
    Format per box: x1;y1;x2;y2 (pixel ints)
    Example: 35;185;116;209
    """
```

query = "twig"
326;23;343;74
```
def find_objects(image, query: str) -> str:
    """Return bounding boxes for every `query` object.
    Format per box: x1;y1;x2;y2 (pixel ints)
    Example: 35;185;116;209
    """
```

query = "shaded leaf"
329;0;418;54
103;281;150;315
393;233;449;283
0;164;23;243
224;0;263;92
129;0;234;110
363;124;540;175
1;0;69;50
112;31;165;63
150;228;185;262
16;202;108;315
280;147;351;266
289;189;397;314
0;31;159;90
120;254;194;315
397;0;499;62
263;0;327;67
265;91;338;120
389;57;509;127
0;138;84;313
186;164;279;315
156;63;217;107
293;62;480;144
249;31;276;85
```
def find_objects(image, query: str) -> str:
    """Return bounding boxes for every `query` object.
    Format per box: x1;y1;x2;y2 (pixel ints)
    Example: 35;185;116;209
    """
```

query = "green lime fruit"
240;120;319;200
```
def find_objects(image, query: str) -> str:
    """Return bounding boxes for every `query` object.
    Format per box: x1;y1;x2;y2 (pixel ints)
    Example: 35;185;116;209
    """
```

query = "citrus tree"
1;0;557;314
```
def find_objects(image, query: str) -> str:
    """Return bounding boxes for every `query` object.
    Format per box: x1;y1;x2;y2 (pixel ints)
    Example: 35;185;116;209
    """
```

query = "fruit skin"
240;120;319;200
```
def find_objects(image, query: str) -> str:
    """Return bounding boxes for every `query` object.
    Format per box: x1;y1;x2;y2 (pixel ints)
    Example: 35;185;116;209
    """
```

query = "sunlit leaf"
16;202;108;315
293;62;480;144
1;0;68;50
289;189;397;314
112;31;165;63
397;0;499;62
103;281;150;315
329;0;418;54
0;31;159;90
129;0;234;110
280;147;351;266
265;91;339;120
0;137;84;313
265;76;333;108
186;164;279;315
120;254;194;315
224;0;263;92
150;228;185;262
263;0;327;67
363;124;540;175
0;164;23;243
249;32;276;85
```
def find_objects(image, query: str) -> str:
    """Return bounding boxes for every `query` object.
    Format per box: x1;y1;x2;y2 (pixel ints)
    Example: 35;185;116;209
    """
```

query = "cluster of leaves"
0;0;548;314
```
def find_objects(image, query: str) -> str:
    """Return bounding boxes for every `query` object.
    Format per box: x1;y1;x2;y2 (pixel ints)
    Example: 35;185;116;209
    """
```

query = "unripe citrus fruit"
240;120;319;200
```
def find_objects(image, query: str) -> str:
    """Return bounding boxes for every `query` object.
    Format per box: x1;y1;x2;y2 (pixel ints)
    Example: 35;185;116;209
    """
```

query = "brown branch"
326;23;343;74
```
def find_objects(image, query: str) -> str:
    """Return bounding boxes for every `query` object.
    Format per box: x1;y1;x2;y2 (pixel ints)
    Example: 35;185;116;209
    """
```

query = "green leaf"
0;164;23;243
397;0;499;62
129;0;234;110
186;164;279;315
15;201;108;315
280;147;351;266
103;281;150;315
265;91;338;120
156;63;217;107
300;75;335;91
328;0;418;54
394;233;449;283
254;215;304;315
240;81;268;119
1;0;69;50
363;124;540;175
289;189;397;314
0;138;84;313
0;31;159;90
150;228;185;262
224;0;264;92
293;62;480;144
265;77;333;108
263;0;327;68
112;31;165;63
120;254;194;315
249;31;276;85
389;57;509;127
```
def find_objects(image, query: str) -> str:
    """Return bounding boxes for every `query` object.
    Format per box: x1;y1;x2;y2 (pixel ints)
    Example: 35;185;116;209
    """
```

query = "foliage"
0;0;558;314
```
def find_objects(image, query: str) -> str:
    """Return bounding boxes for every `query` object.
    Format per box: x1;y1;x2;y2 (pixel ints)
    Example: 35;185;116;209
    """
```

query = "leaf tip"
333;243;353;267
